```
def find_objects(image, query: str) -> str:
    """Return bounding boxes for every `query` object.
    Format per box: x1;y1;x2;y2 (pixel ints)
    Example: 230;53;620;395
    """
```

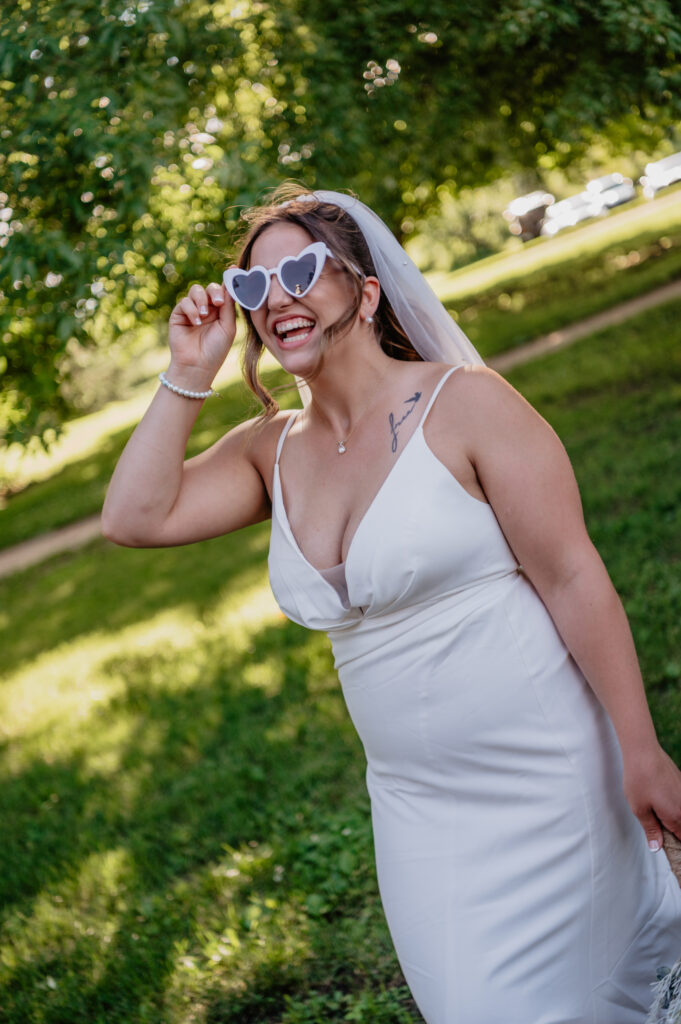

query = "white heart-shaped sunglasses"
223;241;336;311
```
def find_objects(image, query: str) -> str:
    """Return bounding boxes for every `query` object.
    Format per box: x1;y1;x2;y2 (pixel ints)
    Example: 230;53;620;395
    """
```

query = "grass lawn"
1;299;680;1022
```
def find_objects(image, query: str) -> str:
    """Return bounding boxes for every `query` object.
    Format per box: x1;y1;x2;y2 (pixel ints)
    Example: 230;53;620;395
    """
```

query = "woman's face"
247;222;356;376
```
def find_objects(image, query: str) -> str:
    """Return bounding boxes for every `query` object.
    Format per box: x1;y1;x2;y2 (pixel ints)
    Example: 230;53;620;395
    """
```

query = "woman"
103;187;681;1023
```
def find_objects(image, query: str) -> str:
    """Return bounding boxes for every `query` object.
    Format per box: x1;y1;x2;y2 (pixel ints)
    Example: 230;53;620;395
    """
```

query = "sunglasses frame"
223;241;336;311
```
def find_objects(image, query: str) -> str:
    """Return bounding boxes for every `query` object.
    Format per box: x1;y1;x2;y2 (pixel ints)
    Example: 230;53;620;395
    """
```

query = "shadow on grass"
0;609;413;1022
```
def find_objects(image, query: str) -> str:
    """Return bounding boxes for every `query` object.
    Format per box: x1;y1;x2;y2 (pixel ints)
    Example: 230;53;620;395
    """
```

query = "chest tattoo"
388;391;422;453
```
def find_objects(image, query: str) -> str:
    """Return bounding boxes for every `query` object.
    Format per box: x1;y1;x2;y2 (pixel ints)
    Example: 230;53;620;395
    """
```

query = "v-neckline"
273;366;460;579
274;419;425;578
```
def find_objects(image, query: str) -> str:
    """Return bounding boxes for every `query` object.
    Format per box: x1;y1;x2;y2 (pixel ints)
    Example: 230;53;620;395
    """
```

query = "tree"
2;0;680;443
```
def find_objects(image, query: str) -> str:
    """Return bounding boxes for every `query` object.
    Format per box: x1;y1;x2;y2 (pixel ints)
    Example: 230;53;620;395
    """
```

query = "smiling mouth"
274;317;315;345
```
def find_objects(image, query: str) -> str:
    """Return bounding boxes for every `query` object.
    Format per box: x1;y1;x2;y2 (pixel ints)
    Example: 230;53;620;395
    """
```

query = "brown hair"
233;183;422;418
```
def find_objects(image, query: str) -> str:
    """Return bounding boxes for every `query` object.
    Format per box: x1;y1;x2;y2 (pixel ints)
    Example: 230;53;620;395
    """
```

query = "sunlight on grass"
0;845;133;969
0;556;367;1020
2;617;197;743
168;841;310;965
1;574;280;762
0;837;312;1021
208;575;283;634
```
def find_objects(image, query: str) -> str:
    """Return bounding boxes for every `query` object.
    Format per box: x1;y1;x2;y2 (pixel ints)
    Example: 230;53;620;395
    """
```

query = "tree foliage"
2;0;681;442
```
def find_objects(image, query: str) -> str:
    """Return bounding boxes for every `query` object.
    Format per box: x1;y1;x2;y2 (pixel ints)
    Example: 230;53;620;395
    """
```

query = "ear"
359;275;380;321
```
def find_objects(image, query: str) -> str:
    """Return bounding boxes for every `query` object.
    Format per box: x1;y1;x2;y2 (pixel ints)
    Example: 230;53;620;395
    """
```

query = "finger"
212;283;237;322
660;812;681;843
217;293;237;334
638;810;663;852
206;282;225;306
176;296;203;327
188;283;210;317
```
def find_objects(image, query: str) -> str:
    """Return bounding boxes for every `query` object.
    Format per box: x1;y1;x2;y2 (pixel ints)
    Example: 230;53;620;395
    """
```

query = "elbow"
529;544;611;617
100;520;134;548
100;507;147;548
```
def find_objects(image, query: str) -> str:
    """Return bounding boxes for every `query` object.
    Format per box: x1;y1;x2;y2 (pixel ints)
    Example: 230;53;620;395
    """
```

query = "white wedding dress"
268;366;681;1024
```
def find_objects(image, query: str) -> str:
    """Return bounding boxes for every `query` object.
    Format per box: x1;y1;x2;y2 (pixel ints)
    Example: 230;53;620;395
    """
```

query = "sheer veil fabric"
311;190;484;367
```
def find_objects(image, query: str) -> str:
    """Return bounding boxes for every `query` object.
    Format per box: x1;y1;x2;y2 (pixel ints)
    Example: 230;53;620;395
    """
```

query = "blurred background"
1;3;681;1022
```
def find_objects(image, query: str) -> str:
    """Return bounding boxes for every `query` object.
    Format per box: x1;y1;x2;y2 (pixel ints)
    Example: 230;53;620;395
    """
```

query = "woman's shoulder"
429;361;538;438
440;361;522;402
396;359;494;390
227;407;301;476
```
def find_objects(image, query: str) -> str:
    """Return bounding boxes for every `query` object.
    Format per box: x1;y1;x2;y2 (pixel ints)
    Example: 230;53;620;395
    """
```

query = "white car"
540;191;605;237
585;173;636;209
640;152;681;198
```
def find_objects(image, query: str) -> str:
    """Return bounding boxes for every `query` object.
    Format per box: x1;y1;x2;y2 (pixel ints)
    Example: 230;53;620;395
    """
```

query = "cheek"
249;311;268;340
249;315;282;361
325;277;359;320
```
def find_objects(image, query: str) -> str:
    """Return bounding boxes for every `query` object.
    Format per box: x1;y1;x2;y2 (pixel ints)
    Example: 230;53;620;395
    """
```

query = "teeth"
275;317;314;336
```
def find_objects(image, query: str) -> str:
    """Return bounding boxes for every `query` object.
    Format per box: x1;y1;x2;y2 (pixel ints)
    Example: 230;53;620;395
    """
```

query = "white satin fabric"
268;367;681;1023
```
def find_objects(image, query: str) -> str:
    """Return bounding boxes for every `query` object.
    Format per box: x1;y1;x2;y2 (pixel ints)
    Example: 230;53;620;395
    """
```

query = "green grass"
431;186;681;299
1;299;680;1022
457;236;681;359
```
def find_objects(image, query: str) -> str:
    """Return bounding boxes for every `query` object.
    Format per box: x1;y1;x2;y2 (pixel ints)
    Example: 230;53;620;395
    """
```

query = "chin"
267;339;323;378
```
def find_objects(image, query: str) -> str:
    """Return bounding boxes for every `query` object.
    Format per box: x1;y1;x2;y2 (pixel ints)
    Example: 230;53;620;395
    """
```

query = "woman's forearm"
103;279;239;545
536;547;659;759
102;382;207;545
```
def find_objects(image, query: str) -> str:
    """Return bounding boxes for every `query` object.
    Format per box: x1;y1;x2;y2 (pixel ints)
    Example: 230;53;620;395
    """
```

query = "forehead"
249;222;315;268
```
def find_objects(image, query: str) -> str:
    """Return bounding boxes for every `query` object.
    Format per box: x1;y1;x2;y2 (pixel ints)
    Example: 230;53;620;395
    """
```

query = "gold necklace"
314;375;391;454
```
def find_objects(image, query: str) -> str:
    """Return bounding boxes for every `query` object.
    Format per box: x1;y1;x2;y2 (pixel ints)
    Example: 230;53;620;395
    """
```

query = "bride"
103;186;681;1023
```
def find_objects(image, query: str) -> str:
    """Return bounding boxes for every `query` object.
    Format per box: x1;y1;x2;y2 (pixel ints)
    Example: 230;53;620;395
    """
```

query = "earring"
365;315;374;323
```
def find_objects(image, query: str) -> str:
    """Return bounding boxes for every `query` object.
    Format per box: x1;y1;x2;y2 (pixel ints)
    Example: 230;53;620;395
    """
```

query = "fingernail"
200;306;208;315
195;318;202;326
649;839;661;852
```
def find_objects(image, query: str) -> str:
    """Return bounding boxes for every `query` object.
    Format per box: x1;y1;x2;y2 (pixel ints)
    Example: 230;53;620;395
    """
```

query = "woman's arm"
102;282;271;547
453;367;681;848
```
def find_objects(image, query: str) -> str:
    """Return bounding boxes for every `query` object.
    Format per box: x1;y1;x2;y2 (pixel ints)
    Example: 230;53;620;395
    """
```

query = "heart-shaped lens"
226;268;268;309
280;252;319;297
223;243;328;309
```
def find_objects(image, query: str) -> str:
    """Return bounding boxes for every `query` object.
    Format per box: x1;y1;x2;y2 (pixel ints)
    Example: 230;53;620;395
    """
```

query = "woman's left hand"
622;744;681;850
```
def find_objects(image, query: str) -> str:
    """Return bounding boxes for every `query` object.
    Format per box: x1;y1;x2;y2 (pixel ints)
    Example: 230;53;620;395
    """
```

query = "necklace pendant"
337;441;347;454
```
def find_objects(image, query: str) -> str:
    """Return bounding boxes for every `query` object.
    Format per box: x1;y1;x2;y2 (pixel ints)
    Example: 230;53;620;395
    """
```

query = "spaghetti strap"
418;364;465;427
275;410;300;465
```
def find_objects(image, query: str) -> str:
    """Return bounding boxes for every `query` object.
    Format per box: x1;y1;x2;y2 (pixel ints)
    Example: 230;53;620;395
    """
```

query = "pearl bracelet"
158;371;217;400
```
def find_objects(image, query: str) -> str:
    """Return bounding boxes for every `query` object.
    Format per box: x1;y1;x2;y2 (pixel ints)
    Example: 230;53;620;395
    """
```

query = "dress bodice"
268;366;520;639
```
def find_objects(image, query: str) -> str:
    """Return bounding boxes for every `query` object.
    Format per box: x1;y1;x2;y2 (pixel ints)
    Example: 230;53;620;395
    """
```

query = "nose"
266;272;292;309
